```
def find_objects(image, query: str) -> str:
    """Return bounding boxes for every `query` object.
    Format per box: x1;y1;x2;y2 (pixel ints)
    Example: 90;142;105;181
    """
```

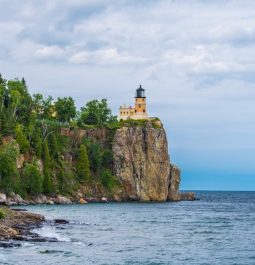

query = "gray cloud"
0;0;255;189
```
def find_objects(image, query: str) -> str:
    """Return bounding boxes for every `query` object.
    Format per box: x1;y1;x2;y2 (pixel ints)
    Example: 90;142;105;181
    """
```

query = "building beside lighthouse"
119;85;148;120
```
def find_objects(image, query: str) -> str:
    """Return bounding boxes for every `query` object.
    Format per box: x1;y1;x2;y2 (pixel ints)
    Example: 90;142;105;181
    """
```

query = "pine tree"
76;144;90;182
23;162;42;195
15;124;29;153
42;140;52;193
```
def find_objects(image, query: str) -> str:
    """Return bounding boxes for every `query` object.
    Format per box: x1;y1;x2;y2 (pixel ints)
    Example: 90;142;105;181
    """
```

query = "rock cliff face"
112;123;188;201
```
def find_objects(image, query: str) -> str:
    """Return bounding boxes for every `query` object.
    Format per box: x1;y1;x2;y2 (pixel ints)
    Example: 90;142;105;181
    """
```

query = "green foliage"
42;140;52;193
79;99;117;127
101;169;117;191
33;131;43;157
0;73;122;195
119;119;149;127
22;162;43;195
15;124;29;153
87;142;102;172
43;168;52;194
55;97;76;123
84;139;115;190
76;144;90;182
101;149;113;168
42;140;51;167
0;208;6;219
57;166;77;195
0;142;19;193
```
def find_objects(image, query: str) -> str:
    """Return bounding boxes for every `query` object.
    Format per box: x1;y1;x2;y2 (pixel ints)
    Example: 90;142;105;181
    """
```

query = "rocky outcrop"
113;124;171;201
0;207;45;241
112;123;194;202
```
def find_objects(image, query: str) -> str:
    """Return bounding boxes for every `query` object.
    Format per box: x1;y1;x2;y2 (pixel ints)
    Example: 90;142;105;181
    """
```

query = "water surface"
1;191;255;265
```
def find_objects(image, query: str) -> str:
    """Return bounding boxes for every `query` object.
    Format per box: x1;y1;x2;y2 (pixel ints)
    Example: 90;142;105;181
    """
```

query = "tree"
42;140;52;193
79;99;117;126
0;74;7;112
23;162;43;195
55;97;76;123
15;124;29;153
101;169;116;191
101;149;113;168
87;142;101;173
76;145;90;181
0;142;19;193
49;134;58;159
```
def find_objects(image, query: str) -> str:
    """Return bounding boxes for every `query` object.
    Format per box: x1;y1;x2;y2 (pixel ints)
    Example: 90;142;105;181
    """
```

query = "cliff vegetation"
0;74;194;203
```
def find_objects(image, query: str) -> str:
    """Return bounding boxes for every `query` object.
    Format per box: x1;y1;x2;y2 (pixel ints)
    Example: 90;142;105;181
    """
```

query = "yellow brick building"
119;85;148;120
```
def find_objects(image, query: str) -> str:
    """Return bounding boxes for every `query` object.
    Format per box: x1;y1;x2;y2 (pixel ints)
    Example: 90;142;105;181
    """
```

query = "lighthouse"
119;85;148;120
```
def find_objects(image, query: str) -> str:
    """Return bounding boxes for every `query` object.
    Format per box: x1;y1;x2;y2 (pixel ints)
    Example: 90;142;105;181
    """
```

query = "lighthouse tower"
119;85;149;120
134;85;148;119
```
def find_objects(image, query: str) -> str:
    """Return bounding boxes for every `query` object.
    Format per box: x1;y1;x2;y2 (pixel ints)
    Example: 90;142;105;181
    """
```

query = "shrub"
101;169;117;191
0;208;6;219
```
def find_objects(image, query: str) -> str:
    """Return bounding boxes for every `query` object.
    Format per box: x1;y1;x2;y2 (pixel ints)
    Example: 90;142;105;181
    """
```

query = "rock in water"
54;195;72;204
54;219;69;224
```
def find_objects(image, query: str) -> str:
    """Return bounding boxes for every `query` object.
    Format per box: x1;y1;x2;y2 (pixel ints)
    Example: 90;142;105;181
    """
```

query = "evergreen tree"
34;132;43;158
23;162;42;195
101;168;115;191
49;134;58;159
15;124;29;153
0;143;19;193
76;144;90;181
42;140;52;193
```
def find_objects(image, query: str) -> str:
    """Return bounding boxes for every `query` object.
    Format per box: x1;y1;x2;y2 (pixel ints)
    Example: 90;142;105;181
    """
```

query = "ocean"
1;191;255;265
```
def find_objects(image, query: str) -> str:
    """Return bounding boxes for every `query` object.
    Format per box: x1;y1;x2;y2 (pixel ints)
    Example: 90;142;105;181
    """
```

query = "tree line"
0;74;119;197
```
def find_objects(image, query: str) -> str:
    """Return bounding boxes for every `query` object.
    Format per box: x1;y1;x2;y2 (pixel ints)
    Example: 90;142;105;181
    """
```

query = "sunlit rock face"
113;123;174;201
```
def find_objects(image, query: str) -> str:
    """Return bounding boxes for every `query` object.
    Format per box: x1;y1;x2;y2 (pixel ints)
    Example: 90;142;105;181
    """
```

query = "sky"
0;0;255;190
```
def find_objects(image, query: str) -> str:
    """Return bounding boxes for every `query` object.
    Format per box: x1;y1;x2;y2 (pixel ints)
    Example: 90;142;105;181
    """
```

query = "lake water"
1;191;255;265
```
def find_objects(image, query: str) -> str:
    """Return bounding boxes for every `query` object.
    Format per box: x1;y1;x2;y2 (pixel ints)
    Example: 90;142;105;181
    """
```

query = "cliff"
112;122;193;201
0;121;194;204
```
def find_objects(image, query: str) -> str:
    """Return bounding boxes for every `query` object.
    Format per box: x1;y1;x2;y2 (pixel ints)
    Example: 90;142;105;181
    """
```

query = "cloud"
69;48;148;65
1;0;255;189
34;45;66;60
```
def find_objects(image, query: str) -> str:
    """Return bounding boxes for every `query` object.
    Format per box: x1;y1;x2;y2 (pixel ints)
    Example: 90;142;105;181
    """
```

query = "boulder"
7;193;26;205
85;197;98;203
0;193;7;204
167;191;181;201
54;219;69;224
33;194;47;204
101;197;108;203
54;195;72;204
180;192;196;201
113;195;121;202
79;198;87;204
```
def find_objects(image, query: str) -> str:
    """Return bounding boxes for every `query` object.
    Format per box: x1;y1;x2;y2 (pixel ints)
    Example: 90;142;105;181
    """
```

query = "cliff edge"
112;121;194;201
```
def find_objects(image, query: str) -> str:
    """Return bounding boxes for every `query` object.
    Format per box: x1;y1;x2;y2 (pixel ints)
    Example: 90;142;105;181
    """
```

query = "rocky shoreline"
0;190;195;247
0;207;45;246
0;207;73;247
0;191;195;206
